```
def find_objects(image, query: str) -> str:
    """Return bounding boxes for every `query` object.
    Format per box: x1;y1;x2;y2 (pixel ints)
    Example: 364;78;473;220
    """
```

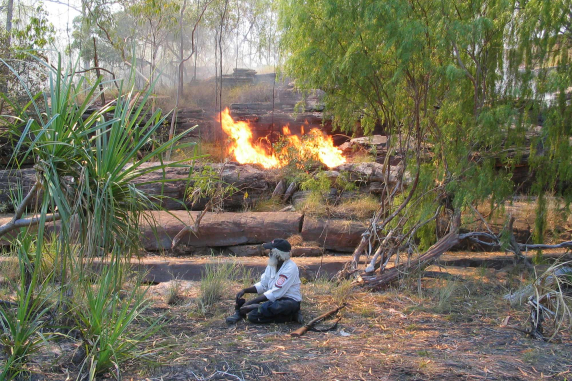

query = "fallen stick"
291;303;347;337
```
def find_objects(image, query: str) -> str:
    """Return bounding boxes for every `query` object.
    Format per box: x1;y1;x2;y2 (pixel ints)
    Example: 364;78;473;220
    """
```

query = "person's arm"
244;294;268;306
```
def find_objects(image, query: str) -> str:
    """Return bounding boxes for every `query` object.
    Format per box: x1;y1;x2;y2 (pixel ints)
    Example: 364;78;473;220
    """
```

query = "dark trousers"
238;298;301;324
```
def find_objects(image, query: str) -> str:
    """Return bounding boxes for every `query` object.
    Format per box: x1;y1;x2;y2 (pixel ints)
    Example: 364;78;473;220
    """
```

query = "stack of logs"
0;161;402;255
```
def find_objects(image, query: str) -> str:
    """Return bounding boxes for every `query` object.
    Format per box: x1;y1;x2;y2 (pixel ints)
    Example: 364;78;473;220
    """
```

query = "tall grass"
198;260;240;313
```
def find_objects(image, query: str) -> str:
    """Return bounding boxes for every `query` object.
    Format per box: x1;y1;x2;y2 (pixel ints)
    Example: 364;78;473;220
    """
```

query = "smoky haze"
37;0;281;103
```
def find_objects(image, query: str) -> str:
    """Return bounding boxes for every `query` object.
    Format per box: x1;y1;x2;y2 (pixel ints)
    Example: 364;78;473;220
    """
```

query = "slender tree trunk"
214;32;218;108
235;0;239;70
218;0;228;160
0;0;14;114
6;0;14;48
194;43;198;81
93;37;106;105
178;0;187;100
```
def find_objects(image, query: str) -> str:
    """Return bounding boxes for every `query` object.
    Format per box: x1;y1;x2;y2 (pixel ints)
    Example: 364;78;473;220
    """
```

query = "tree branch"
0;181;61;238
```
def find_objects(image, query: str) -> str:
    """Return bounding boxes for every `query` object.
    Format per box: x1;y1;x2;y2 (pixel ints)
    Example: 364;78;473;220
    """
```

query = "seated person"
226;239;303;324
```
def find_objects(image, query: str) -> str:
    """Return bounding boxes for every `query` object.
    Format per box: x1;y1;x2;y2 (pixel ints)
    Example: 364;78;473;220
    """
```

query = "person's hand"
235;289;246;302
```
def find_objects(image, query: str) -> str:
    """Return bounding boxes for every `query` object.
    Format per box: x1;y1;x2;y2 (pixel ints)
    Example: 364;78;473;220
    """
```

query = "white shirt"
254;259;302;302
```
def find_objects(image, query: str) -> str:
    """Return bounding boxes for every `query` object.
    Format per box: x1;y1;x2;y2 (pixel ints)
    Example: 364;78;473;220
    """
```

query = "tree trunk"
5;0;14;48
93;37;106;105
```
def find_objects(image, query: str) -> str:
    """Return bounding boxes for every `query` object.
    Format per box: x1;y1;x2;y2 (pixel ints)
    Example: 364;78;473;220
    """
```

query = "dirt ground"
12;251;572;380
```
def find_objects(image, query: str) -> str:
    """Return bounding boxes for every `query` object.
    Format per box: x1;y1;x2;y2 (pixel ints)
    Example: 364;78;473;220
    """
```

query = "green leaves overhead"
279;0;572;209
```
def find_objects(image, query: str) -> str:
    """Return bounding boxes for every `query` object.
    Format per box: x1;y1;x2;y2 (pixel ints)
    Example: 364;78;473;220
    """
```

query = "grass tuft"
198;260;240;313
165;278;183;306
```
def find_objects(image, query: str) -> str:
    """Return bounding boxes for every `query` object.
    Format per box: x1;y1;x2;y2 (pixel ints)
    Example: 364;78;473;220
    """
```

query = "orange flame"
220;108;346;168
219;108;280;168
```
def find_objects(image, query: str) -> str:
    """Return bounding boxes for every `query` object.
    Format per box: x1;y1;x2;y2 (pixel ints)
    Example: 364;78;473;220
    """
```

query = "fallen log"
140;211;303;251
272;180;286;199
301;216;367;252
283;182;297;201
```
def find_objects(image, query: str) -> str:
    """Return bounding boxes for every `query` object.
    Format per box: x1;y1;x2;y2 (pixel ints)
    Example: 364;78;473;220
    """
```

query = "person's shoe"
294;310;304;325
226;311;243;325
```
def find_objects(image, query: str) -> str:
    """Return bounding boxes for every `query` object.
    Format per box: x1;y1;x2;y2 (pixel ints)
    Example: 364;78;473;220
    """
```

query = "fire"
220;108;346;168
219;108;280;168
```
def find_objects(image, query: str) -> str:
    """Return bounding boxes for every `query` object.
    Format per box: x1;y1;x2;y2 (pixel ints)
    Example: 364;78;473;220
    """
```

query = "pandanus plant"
0;55;197;378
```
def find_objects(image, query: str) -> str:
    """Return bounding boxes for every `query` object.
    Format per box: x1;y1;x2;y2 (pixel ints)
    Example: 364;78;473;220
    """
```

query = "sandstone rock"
291;247;323;257
140;211;303;251
301;216;367;252
350;135;388;146
228;244;263;257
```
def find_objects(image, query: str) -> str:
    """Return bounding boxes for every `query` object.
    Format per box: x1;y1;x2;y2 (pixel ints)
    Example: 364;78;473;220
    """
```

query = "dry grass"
197;260;240;313
335;195;380;219
296;194;379;220
165;278;183;306
287;234;304;247
295;195;330;217
0;256;19;287
8;256;572;380
171;140;230;163
251;198;285;212
350;147;376;163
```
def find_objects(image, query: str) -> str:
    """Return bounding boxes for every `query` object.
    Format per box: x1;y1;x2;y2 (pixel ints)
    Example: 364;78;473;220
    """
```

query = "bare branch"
520;241;572;250
72;67;120;90
452;40;476;86
0;180;61;238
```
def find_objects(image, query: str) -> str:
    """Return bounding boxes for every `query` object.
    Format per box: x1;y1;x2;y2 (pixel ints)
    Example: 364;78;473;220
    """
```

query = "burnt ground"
12;250;572;380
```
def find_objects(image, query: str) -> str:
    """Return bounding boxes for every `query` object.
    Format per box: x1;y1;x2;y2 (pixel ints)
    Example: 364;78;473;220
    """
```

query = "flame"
220;108;346;168
219;108;280;168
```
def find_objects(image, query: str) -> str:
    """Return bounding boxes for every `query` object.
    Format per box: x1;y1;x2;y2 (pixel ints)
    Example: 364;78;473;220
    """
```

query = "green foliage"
73;263;164;378
415;222;437;252
10;5;55;56
1;55;197;378
0;235;55;380
279;0;572;230
300;171;331;198
186;164;238;211
9;56;196;262
274;134;322;175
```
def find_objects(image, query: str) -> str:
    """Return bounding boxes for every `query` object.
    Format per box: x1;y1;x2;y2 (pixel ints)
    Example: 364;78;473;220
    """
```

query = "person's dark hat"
262;239;291;252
